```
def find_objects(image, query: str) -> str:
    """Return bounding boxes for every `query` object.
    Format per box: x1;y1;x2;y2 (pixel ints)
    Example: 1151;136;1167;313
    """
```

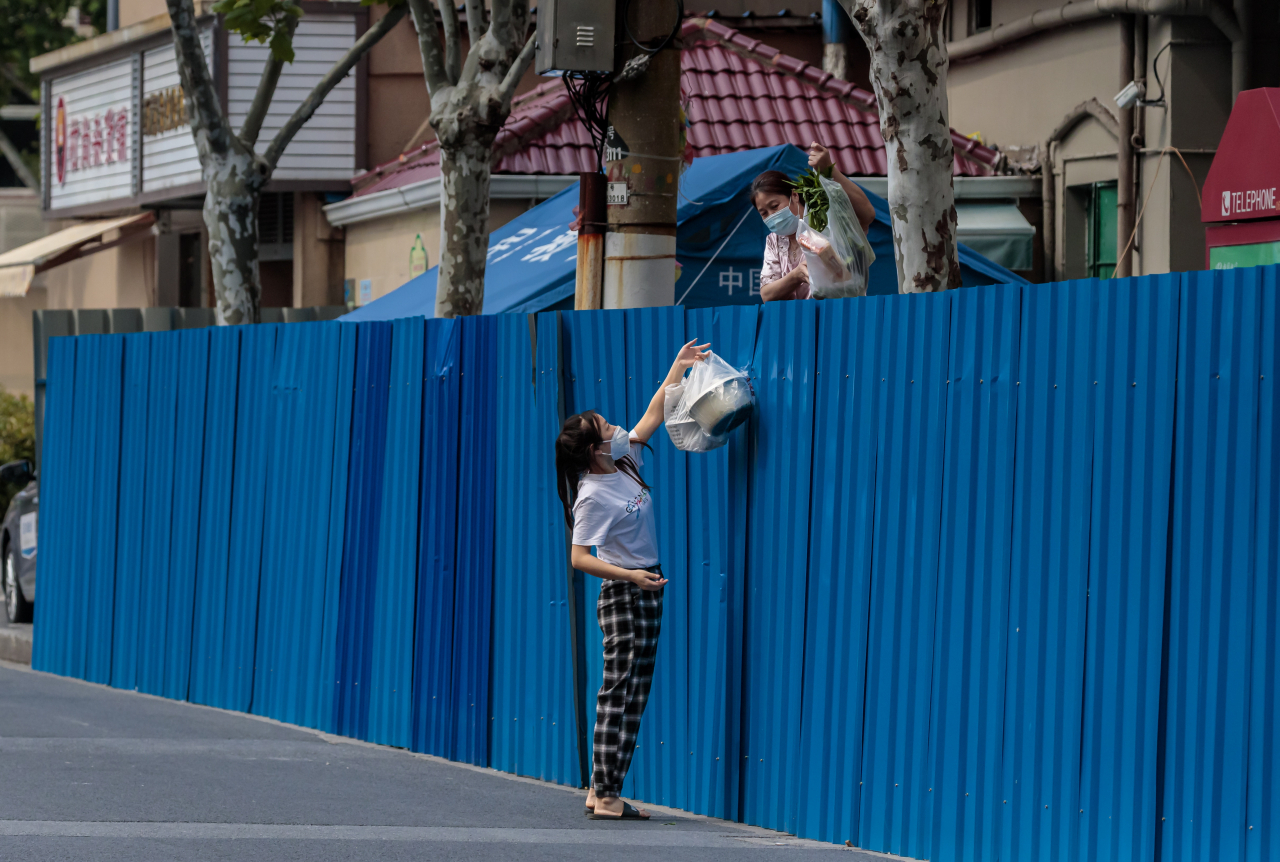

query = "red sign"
1202;88;1280;223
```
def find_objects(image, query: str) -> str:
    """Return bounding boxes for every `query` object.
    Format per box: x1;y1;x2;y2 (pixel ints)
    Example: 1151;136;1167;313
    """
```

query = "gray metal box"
535;0;616;75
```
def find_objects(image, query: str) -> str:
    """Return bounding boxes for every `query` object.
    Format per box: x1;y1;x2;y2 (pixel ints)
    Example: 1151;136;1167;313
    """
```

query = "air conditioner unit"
535;0;616;75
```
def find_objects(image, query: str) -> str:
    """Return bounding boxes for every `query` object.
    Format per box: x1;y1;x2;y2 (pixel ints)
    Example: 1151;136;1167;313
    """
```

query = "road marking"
0;821;833;849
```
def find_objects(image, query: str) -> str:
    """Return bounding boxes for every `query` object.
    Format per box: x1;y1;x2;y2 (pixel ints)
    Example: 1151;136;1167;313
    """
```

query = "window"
258;192;294;262
1087;182;1118;280
972;0;992;33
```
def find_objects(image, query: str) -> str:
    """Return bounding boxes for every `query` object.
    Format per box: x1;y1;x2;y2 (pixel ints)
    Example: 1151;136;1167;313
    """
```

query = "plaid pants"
592;572;664;796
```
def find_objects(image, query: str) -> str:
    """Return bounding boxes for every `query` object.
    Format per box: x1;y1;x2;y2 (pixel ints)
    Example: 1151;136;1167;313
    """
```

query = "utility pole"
823;0;853;81
1116;14;1135;278
602;0;681;308
575;172;606;309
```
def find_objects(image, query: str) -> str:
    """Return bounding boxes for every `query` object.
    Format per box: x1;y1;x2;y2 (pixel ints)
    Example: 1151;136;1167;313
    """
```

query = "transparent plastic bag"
795;173;875;299
664;351;755;453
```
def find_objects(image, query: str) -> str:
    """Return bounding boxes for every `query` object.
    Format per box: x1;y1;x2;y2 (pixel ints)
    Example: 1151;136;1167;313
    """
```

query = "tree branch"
240;17;297;148
465;0;487;40
489;0;525;45
165;0;231;153
409;0;453;95
495;33;536;107
264;3;409;169
0;127;38;191
438;0;461;85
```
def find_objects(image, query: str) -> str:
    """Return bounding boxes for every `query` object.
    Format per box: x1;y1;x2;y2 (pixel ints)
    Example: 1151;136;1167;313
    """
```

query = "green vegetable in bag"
792;167;834;232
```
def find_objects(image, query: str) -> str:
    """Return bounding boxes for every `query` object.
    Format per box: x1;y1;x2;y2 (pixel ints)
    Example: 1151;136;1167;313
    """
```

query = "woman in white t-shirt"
554;338;709;821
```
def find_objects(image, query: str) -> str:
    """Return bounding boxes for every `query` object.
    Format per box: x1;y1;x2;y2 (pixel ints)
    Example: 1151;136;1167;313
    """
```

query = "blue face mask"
763;206;799;237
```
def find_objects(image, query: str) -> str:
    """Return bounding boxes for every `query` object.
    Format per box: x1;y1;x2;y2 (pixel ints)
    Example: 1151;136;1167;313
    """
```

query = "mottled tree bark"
842;0;961;292
166;0;405;323
436;137;493;316
408;0;536;317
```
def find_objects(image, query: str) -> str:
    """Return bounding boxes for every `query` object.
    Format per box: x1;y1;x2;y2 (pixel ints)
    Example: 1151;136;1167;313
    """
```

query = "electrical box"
535;0;616;75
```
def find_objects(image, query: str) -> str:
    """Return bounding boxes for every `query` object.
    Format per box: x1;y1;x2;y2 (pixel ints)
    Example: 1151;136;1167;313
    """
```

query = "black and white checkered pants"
592;572;664;797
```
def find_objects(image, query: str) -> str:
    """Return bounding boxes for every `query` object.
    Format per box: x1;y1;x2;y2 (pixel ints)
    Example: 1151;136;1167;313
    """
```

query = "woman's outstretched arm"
630;339;710;443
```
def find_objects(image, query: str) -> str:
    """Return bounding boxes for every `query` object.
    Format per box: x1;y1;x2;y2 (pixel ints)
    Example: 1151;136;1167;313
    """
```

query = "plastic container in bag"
795;172;875;299
664;351;755;453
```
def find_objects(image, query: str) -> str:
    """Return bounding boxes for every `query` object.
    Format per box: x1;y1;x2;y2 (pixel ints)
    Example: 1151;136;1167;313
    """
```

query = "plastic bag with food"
664;351;755;453
793;171;875;299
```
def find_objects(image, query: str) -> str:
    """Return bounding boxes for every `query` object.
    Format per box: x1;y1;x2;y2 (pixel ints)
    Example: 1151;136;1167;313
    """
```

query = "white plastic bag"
664;351;755;453
795;173;875;299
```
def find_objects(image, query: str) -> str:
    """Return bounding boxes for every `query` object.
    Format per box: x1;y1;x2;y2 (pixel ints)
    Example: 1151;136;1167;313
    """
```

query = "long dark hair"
555;411;651;528
750;170;795;204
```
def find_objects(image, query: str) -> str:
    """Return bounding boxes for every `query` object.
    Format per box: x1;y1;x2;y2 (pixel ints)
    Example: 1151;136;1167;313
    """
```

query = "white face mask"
603;425;630;462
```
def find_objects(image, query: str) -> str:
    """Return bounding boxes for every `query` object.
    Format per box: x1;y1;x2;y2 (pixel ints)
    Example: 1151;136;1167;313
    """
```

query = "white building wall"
141;29;213;193
227;15;358;180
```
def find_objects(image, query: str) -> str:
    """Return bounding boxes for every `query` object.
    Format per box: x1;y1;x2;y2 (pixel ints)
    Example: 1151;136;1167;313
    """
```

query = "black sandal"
588;801;649;821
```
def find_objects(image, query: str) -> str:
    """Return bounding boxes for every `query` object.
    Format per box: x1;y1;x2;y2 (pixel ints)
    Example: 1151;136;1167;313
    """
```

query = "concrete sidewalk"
0;661;902;862
0;617;32;664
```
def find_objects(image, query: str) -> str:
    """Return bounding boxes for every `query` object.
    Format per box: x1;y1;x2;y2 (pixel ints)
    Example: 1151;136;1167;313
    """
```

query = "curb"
0;625;32;665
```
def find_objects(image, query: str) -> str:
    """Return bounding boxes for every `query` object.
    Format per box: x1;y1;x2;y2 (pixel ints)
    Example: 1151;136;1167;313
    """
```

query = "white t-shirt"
570;431;660;569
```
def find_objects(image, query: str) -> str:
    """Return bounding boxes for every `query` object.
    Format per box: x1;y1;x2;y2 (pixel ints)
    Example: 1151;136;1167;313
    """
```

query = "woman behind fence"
555;339;710;821
751;141;876;302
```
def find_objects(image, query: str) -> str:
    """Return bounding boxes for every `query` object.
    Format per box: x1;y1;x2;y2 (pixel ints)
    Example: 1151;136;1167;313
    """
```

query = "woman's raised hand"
676;339;711;370
808;141;834;173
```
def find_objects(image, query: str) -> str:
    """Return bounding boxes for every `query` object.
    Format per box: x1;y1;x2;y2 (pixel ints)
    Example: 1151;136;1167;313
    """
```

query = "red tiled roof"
352;18;1001;198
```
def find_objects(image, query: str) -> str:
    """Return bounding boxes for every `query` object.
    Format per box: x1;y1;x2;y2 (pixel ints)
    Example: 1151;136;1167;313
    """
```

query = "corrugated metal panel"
1249;265;1280;862
683;304;756;820
410;318;461;758
859;292;952;861
318;323;359;734
797;295;884;846
741;299;817;835
367;317;425;748
620;305;689;809
110;334;150;690
451;314;498;765
62;335;97;680
226;16;356;180
253;322;345;729
47;57;136;209
29;267;1280;853
1160;267;1260;861
162;329;208;701
220;325;277;712
1078;273;1179;862
188;327;241;708
560;308;630;788
135;331;180;696
928;284;1020;862
84;335;123;686
140;30;213;192
31;336;76;675
1001;279;1098;862
490;312;577;785
335;321;392;740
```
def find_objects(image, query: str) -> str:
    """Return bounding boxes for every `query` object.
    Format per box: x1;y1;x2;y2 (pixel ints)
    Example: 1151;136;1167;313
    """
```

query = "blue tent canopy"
342;145;1026;322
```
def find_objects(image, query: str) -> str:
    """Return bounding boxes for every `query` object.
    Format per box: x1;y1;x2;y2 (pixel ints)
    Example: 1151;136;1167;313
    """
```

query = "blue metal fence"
31;265;1280;860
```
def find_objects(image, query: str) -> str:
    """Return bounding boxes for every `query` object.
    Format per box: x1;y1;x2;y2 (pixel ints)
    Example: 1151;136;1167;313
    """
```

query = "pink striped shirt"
761;232;811;300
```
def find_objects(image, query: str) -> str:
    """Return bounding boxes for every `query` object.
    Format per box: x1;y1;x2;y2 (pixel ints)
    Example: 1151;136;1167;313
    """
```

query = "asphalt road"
0;661;892;862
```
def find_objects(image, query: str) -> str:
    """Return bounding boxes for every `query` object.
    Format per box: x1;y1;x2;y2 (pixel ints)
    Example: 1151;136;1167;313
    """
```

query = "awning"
0;212;155;297
955;202;1035;272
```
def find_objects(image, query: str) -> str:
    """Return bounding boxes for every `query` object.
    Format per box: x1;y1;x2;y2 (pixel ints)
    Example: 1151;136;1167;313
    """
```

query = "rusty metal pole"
1116;14;1135;279
603;0;681;308
575;172;606;309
